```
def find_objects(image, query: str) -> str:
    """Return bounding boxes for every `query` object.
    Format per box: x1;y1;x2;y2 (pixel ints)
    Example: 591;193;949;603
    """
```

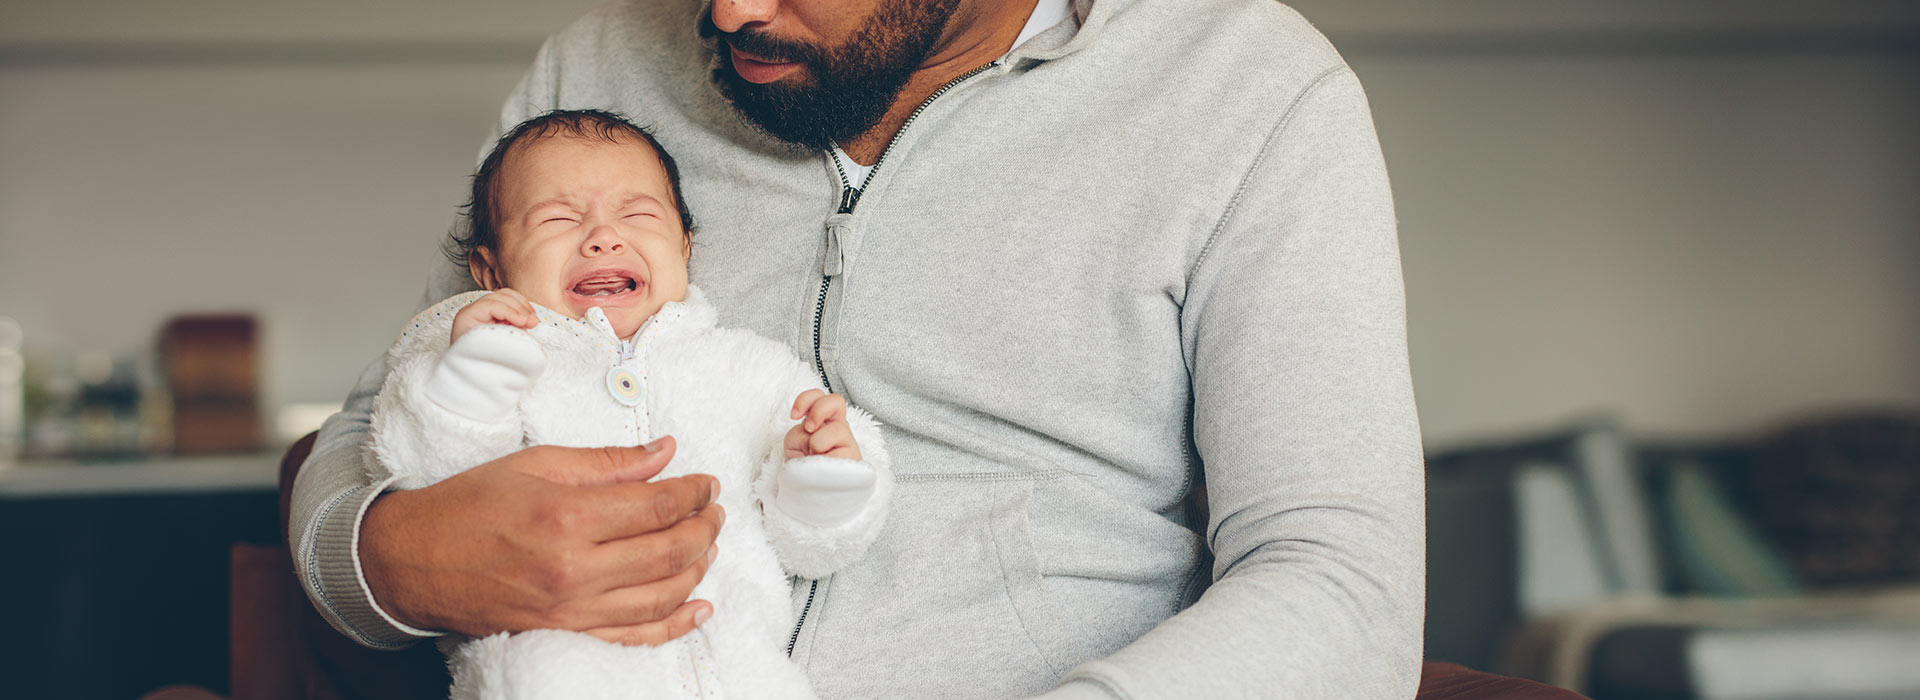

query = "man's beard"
702;0;961;151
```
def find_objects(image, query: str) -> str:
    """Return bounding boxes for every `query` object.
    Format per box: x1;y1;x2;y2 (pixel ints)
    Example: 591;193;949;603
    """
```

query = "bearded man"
291;0;1426;697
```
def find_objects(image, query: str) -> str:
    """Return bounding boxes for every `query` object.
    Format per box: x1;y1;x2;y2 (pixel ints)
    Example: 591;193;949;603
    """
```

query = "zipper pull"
822;213;852;277
836;187;862;214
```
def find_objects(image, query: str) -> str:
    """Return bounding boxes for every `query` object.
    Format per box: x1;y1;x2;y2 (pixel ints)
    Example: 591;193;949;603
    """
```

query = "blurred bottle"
72;350;146;458
23;345;78;459
138;350;173;454
9;326;176;461
0;317;22;465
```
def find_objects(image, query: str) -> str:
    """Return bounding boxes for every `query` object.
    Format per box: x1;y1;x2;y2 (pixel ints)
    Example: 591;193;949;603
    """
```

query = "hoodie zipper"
787;60;1001;659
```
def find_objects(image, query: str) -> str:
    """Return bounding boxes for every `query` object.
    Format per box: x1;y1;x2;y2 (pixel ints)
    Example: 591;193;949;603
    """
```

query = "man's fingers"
582;600;714;647
597;437;682;484
585;504;722;581
791;389;825;419
562;540;715;624
360;443;718;643
575;477;722;543
535;437;679;487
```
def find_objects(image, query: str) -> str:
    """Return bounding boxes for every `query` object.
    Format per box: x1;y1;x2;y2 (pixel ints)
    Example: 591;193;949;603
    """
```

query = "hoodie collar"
1003;0;1116;65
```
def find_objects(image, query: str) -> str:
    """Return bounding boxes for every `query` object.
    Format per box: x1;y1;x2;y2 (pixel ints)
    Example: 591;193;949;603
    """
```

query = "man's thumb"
593;435;677;484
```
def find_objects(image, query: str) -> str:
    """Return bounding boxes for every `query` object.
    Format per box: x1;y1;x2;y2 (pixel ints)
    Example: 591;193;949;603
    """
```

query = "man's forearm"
289;355;442;648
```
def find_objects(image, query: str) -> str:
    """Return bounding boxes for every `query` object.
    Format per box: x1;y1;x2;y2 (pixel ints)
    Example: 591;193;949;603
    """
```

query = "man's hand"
784;389;862;461
451;288;538;343
360;437;724;646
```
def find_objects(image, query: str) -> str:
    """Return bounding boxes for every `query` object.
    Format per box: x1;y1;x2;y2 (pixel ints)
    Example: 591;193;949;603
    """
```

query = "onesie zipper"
788;60;1001;660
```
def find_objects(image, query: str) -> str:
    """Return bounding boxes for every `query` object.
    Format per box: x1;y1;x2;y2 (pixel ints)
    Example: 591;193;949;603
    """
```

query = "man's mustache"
698;10;826;66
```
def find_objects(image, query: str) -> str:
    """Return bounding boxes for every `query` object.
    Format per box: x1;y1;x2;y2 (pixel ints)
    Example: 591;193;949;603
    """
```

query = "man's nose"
582;226;625;255
712;0;779;33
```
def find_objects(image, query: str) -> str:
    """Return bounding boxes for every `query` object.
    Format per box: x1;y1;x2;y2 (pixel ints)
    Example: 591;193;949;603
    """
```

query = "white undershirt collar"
831;0;1072;190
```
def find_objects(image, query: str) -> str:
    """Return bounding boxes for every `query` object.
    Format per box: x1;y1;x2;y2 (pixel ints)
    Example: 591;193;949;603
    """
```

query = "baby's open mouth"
571;272;640;298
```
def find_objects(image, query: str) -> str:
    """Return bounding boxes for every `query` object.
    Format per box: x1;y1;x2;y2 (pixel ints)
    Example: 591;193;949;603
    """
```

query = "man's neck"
838;0;1040;165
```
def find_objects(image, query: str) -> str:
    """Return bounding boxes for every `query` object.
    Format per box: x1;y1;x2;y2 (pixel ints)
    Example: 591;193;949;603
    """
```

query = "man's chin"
713;68;868;150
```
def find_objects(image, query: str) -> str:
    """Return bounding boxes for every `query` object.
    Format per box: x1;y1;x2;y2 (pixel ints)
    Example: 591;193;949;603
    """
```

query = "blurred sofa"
1425;410;1920;699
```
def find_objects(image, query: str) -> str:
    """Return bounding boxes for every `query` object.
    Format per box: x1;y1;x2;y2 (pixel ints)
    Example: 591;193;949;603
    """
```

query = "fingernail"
693;605;712;626
706;545;719;564
644;437;666;452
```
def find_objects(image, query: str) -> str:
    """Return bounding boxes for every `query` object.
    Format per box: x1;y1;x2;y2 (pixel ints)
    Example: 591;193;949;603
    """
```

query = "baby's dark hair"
445;109;698;269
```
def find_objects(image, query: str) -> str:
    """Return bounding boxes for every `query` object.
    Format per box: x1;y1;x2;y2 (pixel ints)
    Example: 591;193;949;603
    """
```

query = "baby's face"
476;134;690;338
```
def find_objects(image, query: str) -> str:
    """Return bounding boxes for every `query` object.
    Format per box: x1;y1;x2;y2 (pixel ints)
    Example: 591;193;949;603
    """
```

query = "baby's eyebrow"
523;198;579;216
617;194;666;211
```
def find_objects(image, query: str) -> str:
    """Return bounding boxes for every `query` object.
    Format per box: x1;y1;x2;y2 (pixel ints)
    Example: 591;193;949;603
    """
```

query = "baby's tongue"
573;275;632;296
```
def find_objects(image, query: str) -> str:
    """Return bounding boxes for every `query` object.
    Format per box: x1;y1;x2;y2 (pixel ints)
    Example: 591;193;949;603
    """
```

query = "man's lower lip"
730;47;800;84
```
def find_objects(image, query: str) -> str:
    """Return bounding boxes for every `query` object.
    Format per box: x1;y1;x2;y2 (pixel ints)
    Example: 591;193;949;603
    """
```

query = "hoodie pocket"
985;477;1069;675
796;475;1067;700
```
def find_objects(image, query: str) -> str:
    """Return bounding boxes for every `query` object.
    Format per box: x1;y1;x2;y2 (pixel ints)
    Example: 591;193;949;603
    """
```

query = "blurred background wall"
2;1;1918;699
0;0;603;445
3;0;1915;452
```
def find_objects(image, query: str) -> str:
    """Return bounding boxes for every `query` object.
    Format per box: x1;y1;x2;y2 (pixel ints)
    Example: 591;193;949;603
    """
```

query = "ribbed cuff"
307;473;444;648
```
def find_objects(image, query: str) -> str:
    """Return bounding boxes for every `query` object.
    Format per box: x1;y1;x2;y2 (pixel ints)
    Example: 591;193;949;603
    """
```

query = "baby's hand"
784;389;861;461
452;289;538;343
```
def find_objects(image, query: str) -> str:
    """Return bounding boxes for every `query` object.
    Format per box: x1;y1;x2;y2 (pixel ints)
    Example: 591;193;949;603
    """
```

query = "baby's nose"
584;226;625;253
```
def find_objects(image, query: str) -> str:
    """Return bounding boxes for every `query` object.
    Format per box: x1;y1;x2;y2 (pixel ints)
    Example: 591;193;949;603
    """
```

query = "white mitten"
775;457;878;528
424;325;546;423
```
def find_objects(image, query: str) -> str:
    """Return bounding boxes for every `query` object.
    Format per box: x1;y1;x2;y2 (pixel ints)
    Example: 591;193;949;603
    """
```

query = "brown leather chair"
225;432;450;700
165;433;1583;700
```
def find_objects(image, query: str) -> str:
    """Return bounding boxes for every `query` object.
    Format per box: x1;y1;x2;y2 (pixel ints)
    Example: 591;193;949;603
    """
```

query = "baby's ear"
469;248;504;291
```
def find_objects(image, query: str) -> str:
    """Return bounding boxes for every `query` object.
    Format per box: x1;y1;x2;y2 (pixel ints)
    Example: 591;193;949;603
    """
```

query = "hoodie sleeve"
752;349;894;580
1032;67;1424;700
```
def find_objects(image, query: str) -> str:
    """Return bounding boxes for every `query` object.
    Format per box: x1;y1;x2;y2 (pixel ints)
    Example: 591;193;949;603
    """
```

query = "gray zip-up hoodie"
291;0;1426;697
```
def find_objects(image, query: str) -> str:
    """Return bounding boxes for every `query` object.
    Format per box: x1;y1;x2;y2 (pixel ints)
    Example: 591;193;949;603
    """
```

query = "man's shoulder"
527;0;725;138
543;0;704;63
1103;0;1349;88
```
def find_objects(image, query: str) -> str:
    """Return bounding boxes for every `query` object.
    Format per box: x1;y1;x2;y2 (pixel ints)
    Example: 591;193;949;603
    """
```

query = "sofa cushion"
1725;412;1920;588
1657;460;1800;598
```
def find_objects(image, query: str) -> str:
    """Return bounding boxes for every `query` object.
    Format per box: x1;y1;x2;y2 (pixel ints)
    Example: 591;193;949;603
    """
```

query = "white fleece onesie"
368;285;892;700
